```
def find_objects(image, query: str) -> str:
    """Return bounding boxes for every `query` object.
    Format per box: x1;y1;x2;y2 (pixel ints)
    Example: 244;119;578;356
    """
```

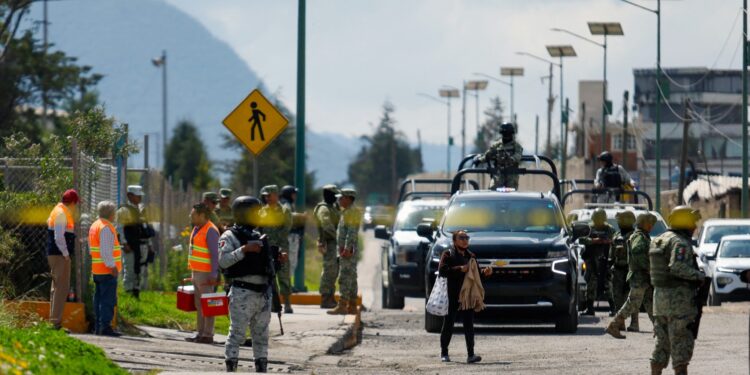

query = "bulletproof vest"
627;229;651;275
602;165;623;188
221;226;272;279
612;228;633;267
585;225;612;258
649;230;692;288
119;204;146;245
314;202;340;241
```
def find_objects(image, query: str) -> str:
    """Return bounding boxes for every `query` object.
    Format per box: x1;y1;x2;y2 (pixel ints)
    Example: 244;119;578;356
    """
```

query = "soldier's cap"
260;185;279;195
322;184;339;193
336;188;357;198
219;188;232;198
127;185;144;197
202;192;219;203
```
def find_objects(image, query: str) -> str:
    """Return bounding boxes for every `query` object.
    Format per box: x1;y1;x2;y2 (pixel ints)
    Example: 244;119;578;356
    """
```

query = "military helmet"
615;210;636;228
499;122;515;135
667;205;701;230
636;212;658;228
591;208;607;225
597;151;613;164
281;185;298;197
232;196;262;226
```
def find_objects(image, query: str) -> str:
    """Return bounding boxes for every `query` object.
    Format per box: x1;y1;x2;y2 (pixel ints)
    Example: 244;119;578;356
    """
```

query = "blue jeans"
93;274;118;333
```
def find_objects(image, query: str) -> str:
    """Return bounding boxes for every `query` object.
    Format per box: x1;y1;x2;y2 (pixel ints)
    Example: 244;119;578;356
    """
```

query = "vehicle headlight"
716;276;734;287
552;259;568;275
717;267;739;274
393;244;414;266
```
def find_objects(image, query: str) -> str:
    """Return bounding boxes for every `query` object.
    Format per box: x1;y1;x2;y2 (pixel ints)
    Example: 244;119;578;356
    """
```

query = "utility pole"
601;35;608;155
535;115;539;155
561;98;570;180
623;90;630;163
581;102;587;158
42;0;48;129
656;0;662;212
461;82;467;157
678;99;690;204
743;0;749;217
294;0;307;291
546;64;554;156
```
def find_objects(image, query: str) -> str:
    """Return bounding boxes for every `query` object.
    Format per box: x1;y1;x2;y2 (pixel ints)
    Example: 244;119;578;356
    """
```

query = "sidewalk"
74;304;361;373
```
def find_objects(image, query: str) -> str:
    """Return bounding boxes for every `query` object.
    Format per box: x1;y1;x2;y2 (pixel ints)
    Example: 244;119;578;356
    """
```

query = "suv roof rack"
561;189;653;210
451;166;561;201
398;178;479;203
582;203;651;210
458;154;558;178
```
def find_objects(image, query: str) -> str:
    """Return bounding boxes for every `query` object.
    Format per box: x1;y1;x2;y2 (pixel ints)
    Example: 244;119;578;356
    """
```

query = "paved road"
316;232;750;374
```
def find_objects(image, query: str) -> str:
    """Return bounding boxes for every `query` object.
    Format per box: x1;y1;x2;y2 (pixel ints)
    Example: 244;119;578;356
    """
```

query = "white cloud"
166;0;744;151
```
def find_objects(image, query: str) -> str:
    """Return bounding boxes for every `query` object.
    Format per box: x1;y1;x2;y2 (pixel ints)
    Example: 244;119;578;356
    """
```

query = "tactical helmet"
499;122;515;135
591;208;607;225
598;151;613;164
635;212;658;228
232;196;262;227
322;184;339;205
281;185;298;199
615;211;636;228
667;205;701;230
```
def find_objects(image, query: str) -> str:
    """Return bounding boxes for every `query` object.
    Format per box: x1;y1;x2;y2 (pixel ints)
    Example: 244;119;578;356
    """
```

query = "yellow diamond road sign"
222;89;289;156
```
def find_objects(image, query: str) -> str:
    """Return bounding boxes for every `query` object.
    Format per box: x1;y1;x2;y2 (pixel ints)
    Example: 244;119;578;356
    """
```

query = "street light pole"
500;67;524;123
420;89;459;175
294;0;307;291
546;45;577;180
743;0;748;218
516;52;559;157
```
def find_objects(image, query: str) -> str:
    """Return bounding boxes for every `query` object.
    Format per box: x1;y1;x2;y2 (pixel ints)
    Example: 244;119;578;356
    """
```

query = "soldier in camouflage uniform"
327;189;361;315
259;185;294;314
606;212;657;339
649;206;706;375
216;188;234;232
474;122;523;190
608;211;636;319
315;185;341;309
220;196;286;373
202;192;221;227
579;208;615;315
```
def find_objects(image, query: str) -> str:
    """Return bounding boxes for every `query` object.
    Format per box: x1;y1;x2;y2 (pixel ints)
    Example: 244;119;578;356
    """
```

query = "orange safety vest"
188;222;219;272
47;203;75;230
89;219;122;274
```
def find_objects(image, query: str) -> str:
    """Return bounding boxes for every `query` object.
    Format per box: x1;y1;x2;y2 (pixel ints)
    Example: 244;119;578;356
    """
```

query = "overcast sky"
166;0;744;150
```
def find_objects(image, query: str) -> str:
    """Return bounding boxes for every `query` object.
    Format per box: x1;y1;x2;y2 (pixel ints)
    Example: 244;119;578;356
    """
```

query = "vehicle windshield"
394;206;445;231
606;218;667;236
704;225;750;244
719;240;750;258
442;199;564;233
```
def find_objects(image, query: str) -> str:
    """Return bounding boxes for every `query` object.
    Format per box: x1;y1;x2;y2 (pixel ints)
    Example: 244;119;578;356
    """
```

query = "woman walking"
438;230;492;363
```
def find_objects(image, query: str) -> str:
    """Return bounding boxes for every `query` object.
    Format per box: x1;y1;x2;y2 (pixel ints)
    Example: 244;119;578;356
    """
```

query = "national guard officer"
219;196;285;373
606;212;657;339
649;206;706;375
327;188;361;315
202;192;221;226
259;185;294;313
117;185;154;298
474;122;523;190
594;151;636;203
580;208;615;316
609;211;636;318
280;185;306;291
216;188;234;231
315;184;341;309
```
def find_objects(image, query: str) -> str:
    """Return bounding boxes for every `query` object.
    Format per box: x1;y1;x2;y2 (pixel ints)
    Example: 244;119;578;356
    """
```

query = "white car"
694;219;750;258
703;234;750;306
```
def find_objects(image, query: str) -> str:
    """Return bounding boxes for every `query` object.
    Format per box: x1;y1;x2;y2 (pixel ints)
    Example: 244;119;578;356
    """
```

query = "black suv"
420;163;582;333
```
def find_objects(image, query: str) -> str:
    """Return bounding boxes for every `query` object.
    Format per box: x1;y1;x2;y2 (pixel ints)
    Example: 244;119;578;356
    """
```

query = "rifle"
267;242;284;335
690;275;711;339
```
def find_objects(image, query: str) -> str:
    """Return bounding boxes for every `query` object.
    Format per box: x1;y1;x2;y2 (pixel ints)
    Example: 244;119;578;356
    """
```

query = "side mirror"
705;252;717;261
416;223;434;240
374;225;390;240
571;221;591;240
690;239;698;247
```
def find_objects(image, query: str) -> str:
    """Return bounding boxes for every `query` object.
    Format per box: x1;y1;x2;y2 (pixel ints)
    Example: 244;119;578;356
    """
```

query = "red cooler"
200;293;229;317
176;284;196;312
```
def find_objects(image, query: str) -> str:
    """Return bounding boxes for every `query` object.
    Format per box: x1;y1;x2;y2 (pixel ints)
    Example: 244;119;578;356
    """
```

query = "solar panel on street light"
588;22;624;36
546;45;577;57
500;67;524;77
464;80;488;90
439;89;460;98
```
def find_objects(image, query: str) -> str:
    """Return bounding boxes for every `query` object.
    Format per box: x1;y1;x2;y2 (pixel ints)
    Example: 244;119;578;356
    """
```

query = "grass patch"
0;302;125;375
117;289;230;335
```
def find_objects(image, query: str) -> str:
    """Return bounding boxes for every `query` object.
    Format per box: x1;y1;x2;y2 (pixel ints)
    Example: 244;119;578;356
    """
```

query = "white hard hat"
127;185;144;196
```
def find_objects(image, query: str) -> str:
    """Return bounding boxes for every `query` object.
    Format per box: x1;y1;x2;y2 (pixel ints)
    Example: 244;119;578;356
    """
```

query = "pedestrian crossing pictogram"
222;89;289;156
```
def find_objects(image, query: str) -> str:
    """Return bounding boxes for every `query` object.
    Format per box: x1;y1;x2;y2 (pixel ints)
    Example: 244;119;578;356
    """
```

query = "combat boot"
673;364;687;375
320;294;337;309
225;358;238;372
347;299;359;315
650;362;665;375
255;358;268;373
284;298;294;314
627;313;640;332
582;301;595;316
605;316;626;339
327;299;349;315
618;319;626;331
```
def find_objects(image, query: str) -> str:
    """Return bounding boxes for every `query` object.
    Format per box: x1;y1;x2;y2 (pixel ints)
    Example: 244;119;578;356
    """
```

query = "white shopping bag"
425;276;449;316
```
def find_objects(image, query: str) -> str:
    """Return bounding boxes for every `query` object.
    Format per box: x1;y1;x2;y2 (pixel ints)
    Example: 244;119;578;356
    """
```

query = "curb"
283;292;362;307
325;306;363;354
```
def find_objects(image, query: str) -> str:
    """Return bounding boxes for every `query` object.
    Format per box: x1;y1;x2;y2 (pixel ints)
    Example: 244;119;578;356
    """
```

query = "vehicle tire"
382;270;405;310
708;283;722;306
425;310;443;333
555;299;579;333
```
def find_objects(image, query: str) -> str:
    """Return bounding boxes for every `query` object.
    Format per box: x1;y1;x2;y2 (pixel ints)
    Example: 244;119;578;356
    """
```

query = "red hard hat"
61;189;79;204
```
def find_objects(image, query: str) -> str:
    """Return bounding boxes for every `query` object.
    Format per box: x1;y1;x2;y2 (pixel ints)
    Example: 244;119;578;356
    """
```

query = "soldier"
579;208;615;316
327;189;361;315
219;196;286;373
608;211;636;318
117;185;154;298
594;151;636;203
474;122;523;190
649;206;706;375
315;184;341;309
259;185;294;314
606;212;657;339
216;188;234;231
202;192;221;226
280;185;306;291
